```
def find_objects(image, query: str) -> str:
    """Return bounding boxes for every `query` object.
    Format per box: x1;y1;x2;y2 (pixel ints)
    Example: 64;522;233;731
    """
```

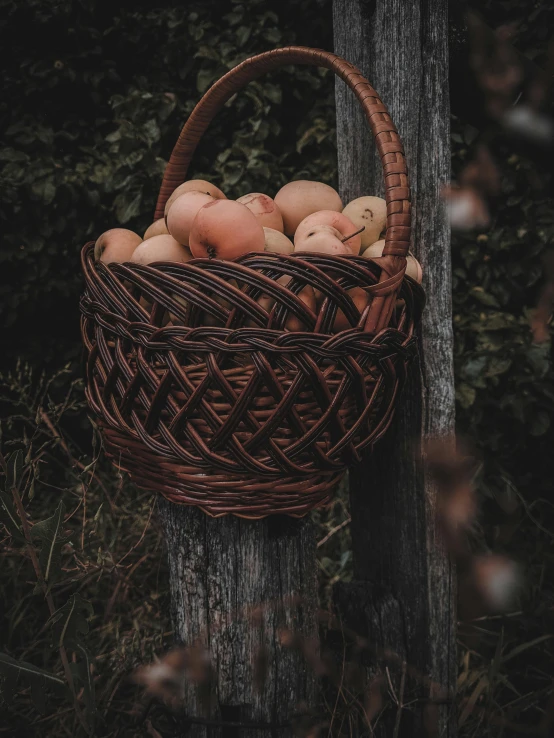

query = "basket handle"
155;47;411;333
154;47;410;256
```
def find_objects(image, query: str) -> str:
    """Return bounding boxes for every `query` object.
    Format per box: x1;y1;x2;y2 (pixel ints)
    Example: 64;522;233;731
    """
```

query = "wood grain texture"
333;0;457;735
157;501;318;737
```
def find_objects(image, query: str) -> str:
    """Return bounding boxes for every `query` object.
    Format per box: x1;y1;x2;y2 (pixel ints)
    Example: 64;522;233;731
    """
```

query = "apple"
274;180;342;236
94;228;142;264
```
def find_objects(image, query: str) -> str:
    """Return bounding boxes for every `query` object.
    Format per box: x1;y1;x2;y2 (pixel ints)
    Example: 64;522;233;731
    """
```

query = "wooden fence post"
333;1;457;735
157;503;318;738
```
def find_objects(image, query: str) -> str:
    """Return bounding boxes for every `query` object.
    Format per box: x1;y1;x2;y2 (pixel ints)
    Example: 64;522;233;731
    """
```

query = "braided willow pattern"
81;245;423;517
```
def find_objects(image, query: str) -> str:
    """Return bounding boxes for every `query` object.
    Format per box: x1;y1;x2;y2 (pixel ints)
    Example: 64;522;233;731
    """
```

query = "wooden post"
333;1;457;736
157;502;318;738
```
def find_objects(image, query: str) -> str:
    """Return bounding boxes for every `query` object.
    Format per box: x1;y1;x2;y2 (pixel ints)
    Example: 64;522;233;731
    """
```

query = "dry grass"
0;363;552;736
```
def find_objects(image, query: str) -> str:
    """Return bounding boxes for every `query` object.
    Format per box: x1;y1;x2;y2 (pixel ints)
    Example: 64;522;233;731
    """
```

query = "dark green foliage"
0;0;335;369
1;0;554;735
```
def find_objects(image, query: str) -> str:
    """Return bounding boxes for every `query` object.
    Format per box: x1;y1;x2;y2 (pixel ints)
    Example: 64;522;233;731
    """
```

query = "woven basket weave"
80;46;424;518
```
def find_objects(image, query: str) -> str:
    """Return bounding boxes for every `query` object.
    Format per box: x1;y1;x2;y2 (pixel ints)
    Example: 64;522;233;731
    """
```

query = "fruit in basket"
237;193;284;231
406;255;423;283
166;191;215;245
362;240;423;283
143;218;169;240
274;180;342;236
246;274;316;332
167;294;191;326
343;196;387;249
189;199;265;259
164;179;226;216
94;228;142;264
131;235;193;265
294;225;356;256
362;239;386;259
198;279;240;327
294;211;362;254
263;228;294;255
243;274;300;329
332;287;370;332
285;285;317;331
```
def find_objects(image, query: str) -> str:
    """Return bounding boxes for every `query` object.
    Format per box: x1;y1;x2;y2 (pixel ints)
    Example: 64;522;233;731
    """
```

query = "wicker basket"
80;46;424;519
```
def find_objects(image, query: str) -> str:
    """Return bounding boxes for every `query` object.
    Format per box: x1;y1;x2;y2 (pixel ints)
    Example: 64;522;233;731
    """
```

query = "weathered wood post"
157;505;318;737
333;1;457;735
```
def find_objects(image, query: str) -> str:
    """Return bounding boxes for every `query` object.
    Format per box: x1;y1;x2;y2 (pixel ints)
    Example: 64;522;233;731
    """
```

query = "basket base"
101;426;343;519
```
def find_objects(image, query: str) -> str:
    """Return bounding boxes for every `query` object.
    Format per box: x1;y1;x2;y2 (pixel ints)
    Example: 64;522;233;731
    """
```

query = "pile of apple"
94;179;422;330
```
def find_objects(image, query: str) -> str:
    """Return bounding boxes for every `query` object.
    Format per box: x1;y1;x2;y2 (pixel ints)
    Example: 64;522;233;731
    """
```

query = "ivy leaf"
235;25;251;46
263;84;282;105
471;287;500;307
143;119;161;146
0;148;29;162
31;178;56;205
486;357;512;377
462;356;488;382
456;383;476;409
0;652;68;711
196;67;217;93
263;27;282;44
527;342;551;377
31;501;67;589
114;190;142;223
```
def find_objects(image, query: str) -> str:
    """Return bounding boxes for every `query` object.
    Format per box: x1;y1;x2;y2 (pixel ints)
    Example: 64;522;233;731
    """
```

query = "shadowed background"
1;0;553;735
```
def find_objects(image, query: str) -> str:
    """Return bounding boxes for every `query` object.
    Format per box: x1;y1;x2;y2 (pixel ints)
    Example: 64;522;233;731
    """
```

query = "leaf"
456;383;476;409
486;357;512;377
0;148;29;162
470;287;500;307
31;501;67;588
0;490;24;542
458;674;488;727
70;644;97;725
461;355;488;382
263;27;281;44
501;635;553;664
235;25;251;46
530;410;550;436
48;596;96;731
0;652;68;711
31;178;56;205
114;190;142;223
143;119;161;146
527;342;551;376
491;483;520;515
105;129;121;143
6;450;24;492
196;68;217;94
48;594;93;652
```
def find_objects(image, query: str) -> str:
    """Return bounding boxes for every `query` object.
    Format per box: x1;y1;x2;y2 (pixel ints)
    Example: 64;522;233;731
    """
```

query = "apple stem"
207;245;216;259
341;225;365;243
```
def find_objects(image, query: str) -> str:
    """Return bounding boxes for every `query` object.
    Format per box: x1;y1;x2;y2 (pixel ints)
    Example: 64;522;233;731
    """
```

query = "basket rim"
80;241;425;342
